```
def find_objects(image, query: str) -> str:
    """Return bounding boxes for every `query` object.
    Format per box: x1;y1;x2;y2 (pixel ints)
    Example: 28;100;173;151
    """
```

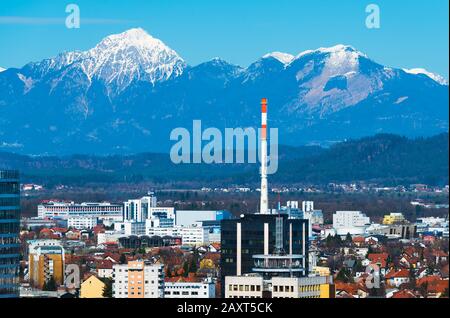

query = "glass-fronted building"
220;214;309;294
0;170;20;298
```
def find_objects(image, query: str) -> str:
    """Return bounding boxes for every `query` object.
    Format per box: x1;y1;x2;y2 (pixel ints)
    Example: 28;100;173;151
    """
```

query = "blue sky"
0;0;448;78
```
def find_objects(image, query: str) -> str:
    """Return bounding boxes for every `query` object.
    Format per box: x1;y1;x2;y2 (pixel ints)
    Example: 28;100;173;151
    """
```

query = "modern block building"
28;239;65;289
112;260;164;298
164;279;216;298
221;214;309;289
0;170;20;298
225;274;334;298
38;201;123;223
333;211;371;236
145;225;208;246
123;194;158;222
175;210;232;227
382;213;406;225
67;216;98;229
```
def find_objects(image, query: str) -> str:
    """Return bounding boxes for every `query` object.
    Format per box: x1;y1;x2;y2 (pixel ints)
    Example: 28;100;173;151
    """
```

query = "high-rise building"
28;239;65;289
221;214;309;282
123;194;158;222
113;260;164;298
0;170;20;298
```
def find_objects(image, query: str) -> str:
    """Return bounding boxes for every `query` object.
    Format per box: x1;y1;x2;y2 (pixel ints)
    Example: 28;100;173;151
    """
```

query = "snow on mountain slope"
0;32;448;154
403;68;448;85
286;45;386;116
262;52;295;65
25;28;186;93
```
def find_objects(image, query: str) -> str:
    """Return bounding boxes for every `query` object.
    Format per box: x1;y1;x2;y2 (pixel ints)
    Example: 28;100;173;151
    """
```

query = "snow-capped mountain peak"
26;28;187;94
262;52;295;65
403;68;448;85
81;28;186;90
295;44;367;60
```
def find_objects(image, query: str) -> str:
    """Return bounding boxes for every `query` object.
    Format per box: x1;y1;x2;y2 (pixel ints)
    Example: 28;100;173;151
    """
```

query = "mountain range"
1;133;447;186
0;28;448;155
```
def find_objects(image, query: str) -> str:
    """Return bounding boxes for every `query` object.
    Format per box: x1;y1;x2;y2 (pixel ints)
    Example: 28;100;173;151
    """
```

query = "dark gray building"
220;214;309;294
0;170;20;298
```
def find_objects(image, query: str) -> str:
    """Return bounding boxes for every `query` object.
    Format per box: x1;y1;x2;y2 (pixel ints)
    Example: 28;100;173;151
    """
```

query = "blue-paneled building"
0;170;20;298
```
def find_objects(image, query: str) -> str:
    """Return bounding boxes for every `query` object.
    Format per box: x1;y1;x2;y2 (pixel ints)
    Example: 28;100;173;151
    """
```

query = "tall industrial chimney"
260;98;269;214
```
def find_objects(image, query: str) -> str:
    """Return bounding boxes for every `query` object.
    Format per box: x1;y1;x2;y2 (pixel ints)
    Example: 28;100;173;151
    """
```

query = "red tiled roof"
385;269;410;279
368;253;389;267
96;260;114;270
52;227;68;233
428;280;449;294
352;236;365;243
335;282;368;295
392;290;416;298
417;275;440;286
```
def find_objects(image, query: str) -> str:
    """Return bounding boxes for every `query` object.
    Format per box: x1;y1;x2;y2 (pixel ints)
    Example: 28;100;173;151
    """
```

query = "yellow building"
80;275;106;298
320;283;335;298
28;240;65;289
312;266;331;277
383;213;406;225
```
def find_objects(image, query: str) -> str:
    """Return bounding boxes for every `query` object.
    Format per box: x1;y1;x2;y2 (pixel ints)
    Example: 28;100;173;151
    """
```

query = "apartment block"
113;261;164;298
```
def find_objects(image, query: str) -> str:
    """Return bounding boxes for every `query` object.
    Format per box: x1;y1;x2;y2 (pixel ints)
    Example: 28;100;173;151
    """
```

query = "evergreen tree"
183;261;189;277
119;253;127;264
43;277;57;291
101;278;113;298
335;268;352;283
345;233;353;244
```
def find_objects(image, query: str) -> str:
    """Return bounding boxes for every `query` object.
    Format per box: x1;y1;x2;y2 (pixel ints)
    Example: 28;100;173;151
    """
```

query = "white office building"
164;279;215;298
225;275;333;298
333;211;371;236
67;216;98;229
301;201;324;237
175;210;231;227
37;201;123;222
123;194;158;222
123;221;146;236
113;261;164;298
148;207;175;221
146;225;208;246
